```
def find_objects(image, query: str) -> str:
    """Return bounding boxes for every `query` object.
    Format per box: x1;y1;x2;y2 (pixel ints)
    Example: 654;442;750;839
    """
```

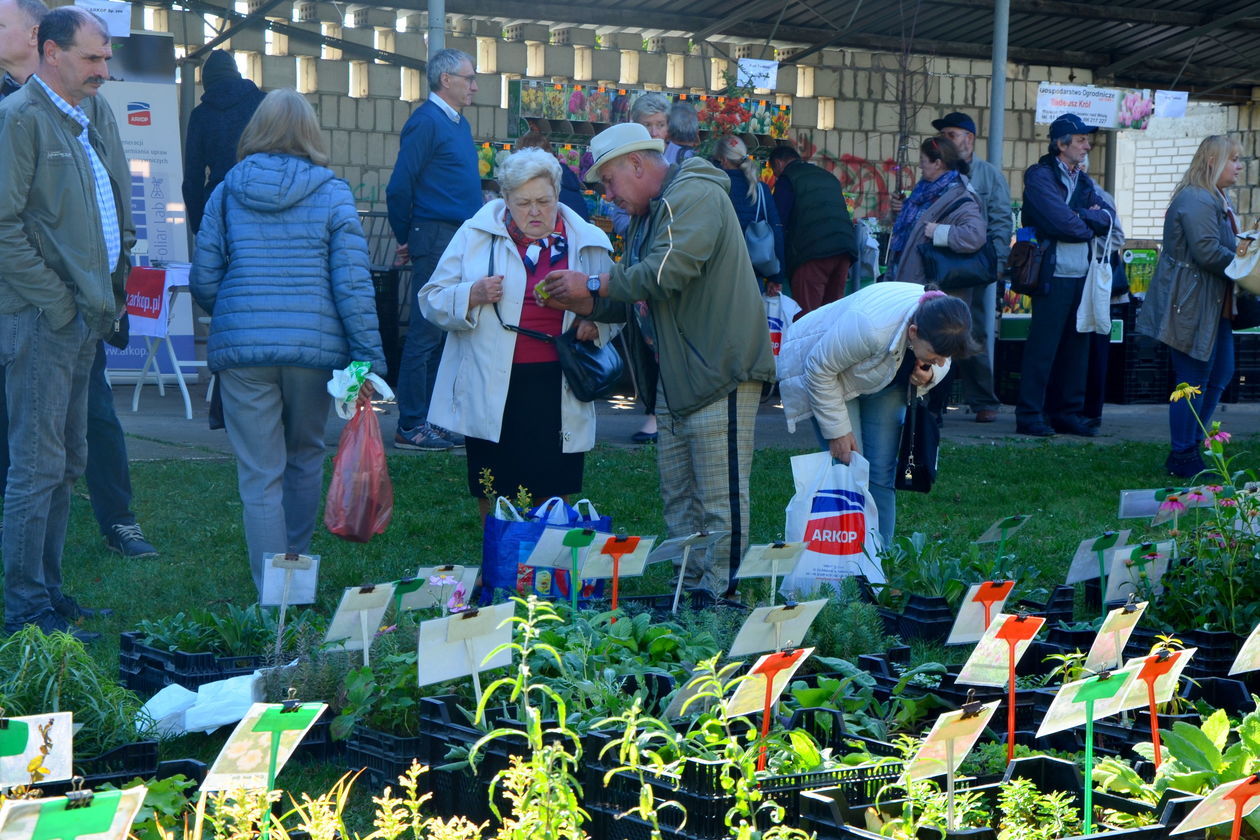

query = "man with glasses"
386;47;482;451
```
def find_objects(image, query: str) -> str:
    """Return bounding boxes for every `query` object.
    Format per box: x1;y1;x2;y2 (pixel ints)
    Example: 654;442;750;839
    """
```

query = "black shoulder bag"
894;381;939;493
488;246;625;403
915;194;998;290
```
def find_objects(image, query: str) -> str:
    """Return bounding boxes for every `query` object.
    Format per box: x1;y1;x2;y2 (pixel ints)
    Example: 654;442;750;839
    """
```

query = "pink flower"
1220;497;1239;508
1160;495;1187;514
447;582;469;613
1206;485;1224;493
1205;429;1231;446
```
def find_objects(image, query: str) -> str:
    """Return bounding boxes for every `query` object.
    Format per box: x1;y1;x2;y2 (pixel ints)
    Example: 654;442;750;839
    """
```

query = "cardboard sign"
975;514;1031;544
1065;530;1131;584
1084;601;1148;673
203;701;327;792
0;787;147;840
259;553;319;607
1105;543;1172;602
417;601;514;691
1230;623;1260;676
904;702;1000;782
946;581;1015;645
0;713;73;787
395;566;479;612
324;583;396;666
1120;648;1197;712
1035;83;1121;128
728;599;828;658
956;613;1045;687
727;648;813;716
1035;664;1142;737
1170;775;1260;836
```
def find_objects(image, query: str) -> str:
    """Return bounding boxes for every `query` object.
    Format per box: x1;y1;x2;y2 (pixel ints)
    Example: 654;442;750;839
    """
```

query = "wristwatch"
586;274;602;299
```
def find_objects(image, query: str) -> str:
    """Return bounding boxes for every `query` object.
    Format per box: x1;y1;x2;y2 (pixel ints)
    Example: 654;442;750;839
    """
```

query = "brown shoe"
975;409;998;423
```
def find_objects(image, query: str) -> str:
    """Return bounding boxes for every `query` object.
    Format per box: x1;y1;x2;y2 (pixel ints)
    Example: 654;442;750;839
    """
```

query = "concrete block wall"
152;5;1256;232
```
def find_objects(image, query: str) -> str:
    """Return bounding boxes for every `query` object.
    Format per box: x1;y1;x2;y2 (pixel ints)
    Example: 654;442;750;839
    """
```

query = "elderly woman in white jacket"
777;282;974;544
420;148;614;517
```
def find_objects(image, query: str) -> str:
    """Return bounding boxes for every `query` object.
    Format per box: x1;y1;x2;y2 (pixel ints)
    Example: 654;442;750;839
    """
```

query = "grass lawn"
48;435;1235;822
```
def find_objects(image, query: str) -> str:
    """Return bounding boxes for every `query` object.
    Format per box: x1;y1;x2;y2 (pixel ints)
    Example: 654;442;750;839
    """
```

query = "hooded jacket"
591;158;776;416
418;200;614;452
776;282;950;439
182;51;265;233
190;152;384;373
0;80;134;338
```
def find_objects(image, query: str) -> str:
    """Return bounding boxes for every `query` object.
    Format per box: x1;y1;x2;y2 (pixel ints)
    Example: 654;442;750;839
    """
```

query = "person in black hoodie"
182;50;265;234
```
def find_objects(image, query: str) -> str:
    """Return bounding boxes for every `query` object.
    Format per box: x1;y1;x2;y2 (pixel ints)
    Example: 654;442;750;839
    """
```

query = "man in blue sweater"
386;48;482;451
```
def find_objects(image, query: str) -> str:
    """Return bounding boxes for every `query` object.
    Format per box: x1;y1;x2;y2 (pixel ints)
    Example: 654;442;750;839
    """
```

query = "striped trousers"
655;380;762;596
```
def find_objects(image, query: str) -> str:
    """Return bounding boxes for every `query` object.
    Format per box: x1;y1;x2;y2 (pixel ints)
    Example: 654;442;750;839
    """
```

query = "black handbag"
915;196;997;290
489;249;624;402
1235;290;1260;330
895;383;939;493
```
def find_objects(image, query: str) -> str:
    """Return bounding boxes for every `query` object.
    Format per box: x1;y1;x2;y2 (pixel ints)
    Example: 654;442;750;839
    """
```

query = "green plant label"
31;791;122;840
0;719;30;757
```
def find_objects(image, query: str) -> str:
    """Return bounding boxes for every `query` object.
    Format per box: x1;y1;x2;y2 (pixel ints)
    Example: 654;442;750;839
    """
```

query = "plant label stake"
324;583;395;669
250;697;323;840
994;614;1043;763
418;601;515;704
392;576;426;615
723;648;812;772
902;693;999;831
600;533;640;618
1089;531;1123;619
658;531;729;614
1136;649;1179;769
0;712;73;789
1170;774;1260;839
947;580;1015;645
1036;666;1142;835
975;514;1031;561
1105;542;1173;605
561;528;597;615
1073;672;1130;835
735;540;806;606
268;553;315;660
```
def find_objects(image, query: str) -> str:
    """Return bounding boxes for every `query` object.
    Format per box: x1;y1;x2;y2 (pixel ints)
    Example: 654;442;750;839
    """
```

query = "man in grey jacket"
933;112;1011;423
0;7;134;640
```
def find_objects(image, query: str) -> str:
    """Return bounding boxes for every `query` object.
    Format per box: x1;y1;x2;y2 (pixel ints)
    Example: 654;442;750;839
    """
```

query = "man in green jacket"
544;123;776;601
0;7;134;640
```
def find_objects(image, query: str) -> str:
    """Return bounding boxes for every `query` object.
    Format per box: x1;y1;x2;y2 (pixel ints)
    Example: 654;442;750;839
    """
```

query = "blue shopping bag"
480;497;545;605
522;498;612;606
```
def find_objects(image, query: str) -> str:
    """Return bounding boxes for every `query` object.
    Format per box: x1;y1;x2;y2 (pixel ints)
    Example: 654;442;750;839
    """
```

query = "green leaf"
1202;708;1231;751
1162;723;1222;774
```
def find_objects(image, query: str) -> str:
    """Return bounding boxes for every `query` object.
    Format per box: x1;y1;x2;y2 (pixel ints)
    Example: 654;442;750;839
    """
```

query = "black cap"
1049;113;1098;141
931;112;976;134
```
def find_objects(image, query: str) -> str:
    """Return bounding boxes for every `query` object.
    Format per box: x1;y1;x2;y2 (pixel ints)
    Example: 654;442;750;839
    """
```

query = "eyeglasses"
446;72;477;82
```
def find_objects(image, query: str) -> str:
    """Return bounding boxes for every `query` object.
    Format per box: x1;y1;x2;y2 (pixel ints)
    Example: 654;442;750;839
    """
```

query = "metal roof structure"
424;0;1260;100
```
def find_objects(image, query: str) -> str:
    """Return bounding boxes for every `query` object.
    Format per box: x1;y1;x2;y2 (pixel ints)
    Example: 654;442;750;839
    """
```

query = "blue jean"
1;308;97;629
1169;319;1234;453
0;343;136;535
813;381;906;547
396;220;459;432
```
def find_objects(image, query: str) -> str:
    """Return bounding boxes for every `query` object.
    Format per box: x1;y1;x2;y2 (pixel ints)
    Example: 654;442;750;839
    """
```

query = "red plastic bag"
324;388;393;542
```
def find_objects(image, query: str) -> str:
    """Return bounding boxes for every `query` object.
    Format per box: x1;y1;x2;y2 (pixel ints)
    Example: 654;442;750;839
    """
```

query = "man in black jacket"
1016;114;1115;438
181;49;264;234
769;146;858;315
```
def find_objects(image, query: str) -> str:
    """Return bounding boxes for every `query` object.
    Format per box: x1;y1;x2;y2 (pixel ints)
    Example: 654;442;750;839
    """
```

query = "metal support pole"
428;0;445;54
987;0;1009;170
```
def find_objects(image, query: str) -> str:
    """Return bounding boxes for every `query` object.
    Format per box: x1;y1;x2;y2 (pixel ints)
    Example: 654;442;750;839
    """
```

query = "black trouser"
1017;274;1088;423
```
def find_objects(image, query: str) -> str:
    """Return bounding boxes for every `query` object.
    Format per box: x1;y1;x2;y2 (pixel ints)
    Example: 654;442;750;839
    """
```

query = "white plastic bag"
327;361;395;420
1227;230;1260;294
764;294;802;356
781;451;884;595
140;683;198;738
1076;213;1114;335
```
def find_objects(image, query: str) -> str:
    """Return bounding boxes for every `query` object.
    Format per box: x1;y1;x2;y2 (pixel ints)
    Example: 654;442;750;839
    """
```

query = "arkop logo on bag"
767;313;785;355
806;489;866;555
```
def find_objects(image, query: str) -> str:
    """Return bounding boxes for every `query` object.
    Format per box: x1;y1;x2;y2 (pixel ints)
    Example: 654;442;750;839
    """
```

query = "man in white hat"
543;123;775;603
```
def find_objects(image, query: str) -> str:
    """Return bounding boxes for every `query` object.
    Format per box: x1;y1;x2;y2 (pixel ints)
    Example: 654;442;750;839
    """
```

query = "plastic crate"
117;631;265;695
1108;334;1173;405
994;339;1024;406
37;741;160;796
345;725;428;791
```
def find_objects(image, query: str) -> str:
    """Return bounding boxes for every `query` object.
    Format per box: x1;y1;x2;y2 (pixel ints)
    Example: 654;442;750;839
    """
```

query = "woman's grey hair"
498;147;562;198
668;102;699;145
630;91;670;123
427;48;473;91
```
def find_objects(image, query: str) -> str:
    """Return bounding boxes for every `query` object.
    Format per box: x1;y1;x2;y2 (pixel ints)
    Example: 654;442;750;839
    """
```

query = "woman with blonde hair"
714;135;786;294
1137;134;1245;477
191;88;384;594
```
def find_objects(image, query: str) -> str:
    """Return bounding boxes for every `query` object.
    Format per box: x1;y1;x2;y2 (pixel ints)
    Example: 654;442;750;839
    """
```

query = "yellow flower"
1170;383;1202;402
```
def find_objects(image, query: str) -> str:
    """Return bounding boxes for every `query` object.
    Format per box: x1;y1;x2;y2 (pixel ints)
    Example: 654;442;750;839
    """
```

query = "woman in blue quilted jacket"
190;88;385;595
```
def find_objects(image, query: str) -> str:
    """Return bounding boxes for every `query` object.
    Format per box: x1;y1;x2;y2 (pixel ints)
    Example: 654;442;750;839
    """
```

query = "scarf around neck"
890;169;960;257
506;213;568;272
